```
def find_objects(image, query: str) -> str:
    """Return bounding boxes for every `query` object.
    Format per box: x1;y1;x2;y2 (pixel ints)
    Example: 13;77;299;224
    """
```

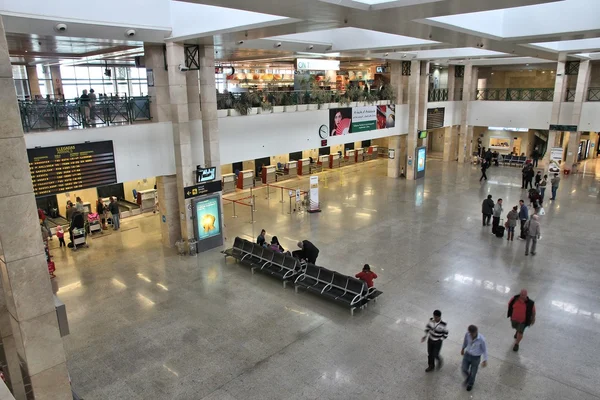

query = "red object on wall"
48;261;56;278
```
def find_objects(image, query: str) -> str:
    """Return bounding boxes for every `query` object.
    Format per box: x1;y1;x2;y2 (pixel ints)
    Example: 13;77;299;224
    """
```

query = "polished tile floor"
51;158;600;400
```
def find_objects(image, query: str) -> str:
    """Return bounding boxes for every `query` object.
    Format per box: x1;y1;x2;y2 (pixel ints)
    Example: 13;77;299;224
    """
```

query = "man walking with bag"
481;195;494;226
421;310;448;372
518;200;529;239
508;289;536;352
492;198;503;234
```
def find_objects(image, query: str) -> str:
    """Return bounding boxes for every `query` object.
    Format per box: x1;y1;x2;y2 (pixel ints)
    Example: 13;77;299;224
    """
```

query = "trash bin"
175;240;186;255
188;240;198;256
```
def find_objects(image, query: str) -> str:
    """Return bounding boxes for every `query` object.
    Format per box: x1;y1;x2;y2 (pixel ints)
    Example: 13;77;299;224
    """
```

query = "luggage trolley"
72;228;88;251
88;212;103;235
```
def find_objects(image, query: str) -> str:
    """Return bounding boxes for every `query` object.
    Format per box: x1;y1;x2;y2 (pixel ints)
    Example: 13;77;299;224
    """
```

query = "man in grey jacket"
492;199;503;235
524;215;541;256
481;195;494;226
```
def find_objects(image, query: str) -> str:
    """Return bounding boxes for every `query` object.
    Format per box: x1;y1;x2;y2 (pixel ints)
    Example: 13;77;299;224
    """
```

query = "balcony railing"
19;96;151;132
565;88;576;102
475;88;554;101
428;88;448;102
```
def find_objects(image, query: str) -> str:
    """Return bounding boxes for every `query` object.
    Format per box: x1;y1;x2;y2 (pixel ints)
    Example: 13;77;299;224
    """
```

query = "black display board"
28;141;117;197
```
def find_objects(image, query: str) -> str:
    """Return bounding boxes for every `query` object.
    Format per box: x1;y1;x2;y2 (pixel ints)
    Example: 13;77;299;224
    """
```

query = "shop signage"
549;124;578;132
296;58;340;71
28;141;117;197
184;180;222;199
329;105;395;136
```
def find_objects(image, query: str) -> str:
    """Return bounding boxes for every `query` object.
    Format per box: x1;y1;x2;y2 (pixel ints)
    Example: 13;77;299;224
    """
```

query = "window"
59;65;148;100
12;65;30;100
36;65;53;97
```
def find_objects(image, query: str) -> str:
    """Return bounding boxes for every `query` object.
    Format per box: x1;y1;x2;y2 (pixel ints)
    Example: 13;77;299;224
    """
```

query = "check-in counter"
346;149;356;164
286;161;298;178
222;173;236;193
298;158;311;175
329;153;341;169
318;155;329;167
261;165;276;184
138;189;157;212
368;145;379;160
236;170;254;190
356;148;364;162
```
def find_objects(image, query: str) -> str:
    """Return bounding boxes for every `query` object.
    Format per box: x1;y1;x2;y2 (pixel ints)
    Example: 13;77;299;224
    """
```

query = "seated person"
295;240;319;264
269;236;284;253
355;264;378;288
257;229;266;247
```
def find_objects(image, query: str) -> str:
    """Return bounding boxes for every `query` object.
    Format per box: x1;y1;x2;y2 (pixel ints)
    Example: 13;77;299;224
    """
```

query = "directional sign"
184;180;222;199
549;124;578;132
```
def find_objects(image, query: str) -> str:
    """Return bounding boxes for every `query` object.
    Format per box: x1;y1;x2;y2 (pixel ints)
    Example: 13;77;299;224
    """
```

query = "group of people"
422;289;536;392
79;88;97;125
482;195;542;255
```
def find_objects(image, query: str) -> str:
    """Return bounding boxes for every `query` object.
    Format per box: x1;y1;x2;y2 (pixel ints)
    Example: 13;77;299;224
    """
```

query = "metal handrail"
475;88;554;101
19;96;151;132
428;88;448;102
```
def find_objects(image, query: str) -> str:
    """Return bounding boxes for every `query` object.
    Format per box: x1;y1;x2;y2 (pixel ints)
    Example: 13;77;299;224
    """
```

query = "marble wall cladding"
387;135;401;178
29;362;71;400
0;78;24;140
0;193;45;264
0;137;35;198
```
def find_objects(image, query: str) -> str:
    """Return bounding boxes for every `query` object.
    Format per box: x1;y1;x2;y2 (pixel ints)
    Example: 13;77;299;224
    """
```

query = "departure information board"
28;141;117;197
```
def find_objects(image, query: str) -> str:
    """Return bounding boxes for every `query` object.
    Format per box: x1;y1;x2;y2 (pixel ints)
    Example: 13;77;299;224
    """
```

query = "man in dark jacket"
522;164;534;189
481;195;494;226
479;160;489;182
297;240;319;264
507;289;536;352
108;197;120;230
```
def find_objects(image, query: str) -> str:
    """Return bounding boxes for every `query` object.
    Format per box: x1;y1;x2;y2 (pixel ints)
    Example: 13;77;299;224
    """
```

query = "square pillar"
49;66;63;99
406;61;421;180
458;63;474;163
447;66;456;101
199;46;221;177
0;16;72;400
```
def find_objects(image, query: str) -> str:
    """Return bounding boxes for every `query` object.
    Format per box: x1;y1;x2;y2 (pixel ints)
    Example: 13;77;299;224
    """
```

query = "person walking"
534;171;542;188
524;215;541;256
492;198;503;235
506;205;519;241
421;310;448;372
550;173;561;200
525;164;535;189
531;149;539;167
479;159;489;182
507;289;536;352
518;200;529;239
481;195;494;226
461;325;488;392
108;197;120;231
539;174;548;200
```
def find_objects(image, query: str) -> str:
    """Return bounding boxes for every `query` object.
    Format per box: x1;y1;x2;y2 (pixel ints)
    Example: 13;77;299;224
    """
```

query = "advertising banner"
415;146;426;179
195;196;221;240
329;105;395;136
309;175;319;211
550;147;564;161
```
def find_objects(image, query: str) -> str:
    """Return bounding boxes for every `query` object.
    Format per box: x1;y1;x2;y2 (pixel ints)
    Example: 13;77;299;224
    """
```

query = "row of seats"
501;155;527;166
294;264;381;315
225;237;303;284
223;237;382;315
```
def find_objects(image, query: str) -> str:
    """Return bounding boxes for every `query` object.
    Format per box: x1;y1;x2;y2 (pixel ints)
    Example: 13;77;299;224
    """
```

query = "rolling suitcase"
495;219;505;238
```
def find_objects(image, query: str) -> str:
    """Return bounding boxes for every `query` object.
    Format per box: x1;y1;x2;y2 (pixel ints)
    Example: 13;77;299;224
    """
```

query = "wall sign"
296;58;340;71
549;124;578;132
184;180;222;199
28;141;117;197
329;105;395;136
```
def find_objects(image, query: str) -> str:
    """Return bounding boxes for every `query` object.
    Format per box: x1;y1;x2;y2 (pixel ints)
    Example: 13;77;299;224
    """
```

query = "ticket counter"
286;161;298;178
261;165;276;184
356;148;364;162
138;189;157;212
368;145;379;160
329;153;341;169
237;170;254;190
298;158;311;175
222;173;236;193
346;149;356;165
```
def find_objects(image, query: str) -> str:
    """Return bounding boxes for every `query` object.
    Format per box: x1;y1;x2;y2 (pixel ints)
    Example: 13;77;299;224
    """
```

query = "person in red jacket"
355;264;378;288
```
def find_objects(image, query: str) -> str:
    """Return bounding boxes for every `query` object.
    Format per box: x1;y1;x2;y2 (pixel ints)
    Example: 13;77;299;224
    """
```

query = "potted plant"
283;92;296;112
231;93;253;116
346;85;364;107
379;85;397;105
217;92;233;117
365;90;378;105
271;92;285;113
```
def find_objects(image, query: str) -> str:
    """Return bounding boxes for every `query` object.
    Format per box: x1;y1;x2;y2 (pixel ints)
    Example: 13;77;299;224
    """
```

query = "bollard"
280;187;284;203
266;184;270;200
252;195;257;212
232;201;238;218
250;200;256;224
288;196;292;214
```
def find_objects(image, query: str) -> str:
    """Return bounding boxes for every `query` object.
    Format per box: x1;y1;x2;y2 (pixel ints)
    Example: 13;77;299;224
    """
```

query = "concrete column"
187;70;201;123
390;62;403;108
199;46;221;176
166;43;195;243
418;62;429;149
387;135;401;177
0;279;26;399
590;131;598;159
49;66;63;99
571;61;591;167
543;61;568;167
25;66;41;99
442;126;453;161
447;65;456;101
144;44;171;123
565;131;581;167
156;175;180;248
458;63;474;163
0;17;72;400
406;60;421;180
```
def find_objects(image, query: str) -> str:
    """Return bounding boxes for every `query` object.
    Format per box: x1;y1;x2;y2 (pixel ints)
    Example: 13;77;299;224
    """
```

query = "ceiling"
4;0;600;68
